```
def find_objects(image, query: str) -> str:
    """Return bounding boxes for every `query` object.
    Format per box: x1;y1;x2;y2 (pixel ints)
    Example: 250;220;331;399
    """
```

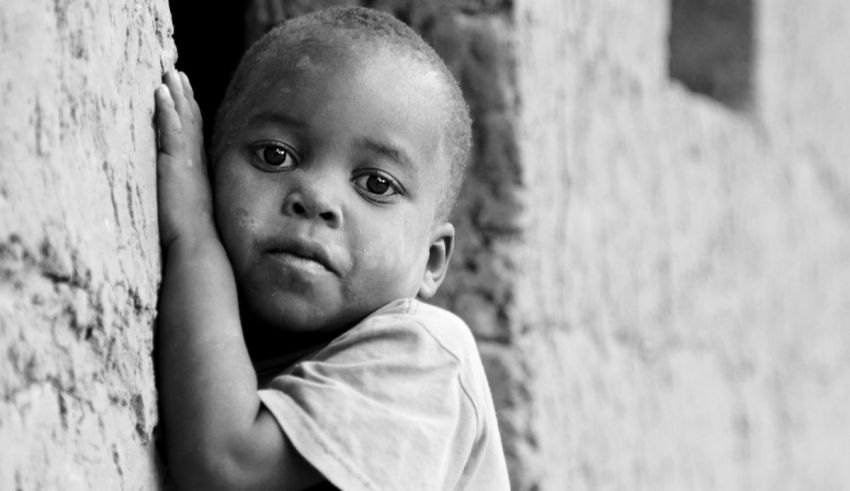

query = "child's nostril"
293;202;306;215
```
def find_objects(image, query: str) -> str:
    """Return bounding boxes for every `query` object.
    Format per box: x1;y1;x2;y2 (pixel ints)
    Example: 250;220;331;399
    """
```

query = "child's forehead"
237;42;445;121
249;36;420;83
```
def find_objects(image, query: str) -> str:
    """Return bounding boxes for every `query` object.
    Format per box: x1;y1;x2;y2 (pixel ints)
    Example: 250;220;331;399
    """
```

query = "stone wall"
0;1;174;489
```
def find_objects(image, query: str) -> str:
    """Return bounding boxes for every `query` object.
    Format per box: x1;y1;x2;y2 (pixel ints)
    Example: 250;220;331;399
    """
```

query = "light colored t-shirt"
258;298;510;491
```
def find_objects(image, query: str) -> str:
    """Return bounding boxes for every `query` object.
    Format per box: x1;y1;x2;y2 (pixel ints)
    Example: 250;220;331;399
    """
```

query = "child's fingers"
164;70;193;122
163;70;183;100
179;71;194;98
155;85;183;155
178;71;204;122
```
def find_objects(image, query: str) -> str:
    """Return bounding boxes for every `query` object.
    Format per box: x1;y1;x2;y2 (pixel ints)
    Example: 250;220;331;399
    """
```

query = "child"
154;7;509;490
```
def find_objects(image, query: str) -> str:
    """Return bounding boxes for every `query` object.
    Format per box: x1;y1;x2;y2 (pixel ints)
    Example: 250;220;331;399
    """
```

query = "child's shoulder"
310;298;481;372
358;298;477;354
370;297;467;326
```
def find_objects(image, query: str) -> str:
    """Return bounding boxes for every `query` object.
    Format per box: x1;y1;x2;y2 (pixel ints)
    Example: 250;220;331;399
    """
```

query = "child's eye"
365;175;392;194
352;171;402;202
251;142;300;170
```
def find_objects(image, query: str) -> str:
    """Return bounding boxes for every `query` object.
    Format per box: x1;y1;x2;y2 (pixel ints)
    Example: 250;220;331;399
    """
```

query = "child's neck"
241;311;339;376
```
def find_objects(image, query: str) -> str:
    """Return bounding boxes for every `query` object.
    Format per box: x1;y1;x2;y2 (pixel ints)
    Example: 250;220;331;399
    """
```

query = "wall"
513;0;850;489
0;1;174;489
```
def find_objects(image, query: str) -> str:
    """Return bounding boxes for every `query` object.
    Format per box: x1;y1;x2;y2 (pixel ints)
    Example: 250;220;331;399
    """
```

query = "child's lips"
264;238;339;275
268;251;332;275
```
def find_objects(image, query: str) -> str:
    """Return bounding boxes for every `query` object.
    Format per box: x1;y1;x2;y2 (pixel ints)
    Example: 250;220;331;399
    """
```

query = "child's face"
212;45;453;335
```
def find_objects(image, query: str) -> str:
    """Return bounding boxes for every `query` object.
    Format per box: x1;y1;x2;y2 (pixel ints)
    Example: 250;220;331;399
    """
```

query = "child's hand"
155;70;214;251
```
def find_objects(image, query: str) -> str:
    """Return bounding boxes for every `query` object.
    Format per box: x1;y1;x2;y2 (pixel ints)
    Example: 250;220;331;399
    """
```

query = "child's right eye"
251;142;300;170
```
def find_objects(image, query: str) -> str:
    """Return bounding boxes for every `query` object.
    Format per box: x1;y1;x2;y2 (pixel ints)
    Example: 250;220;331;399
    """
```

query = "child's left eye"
352;172;402;201
250;141;300;171
263;146;290;166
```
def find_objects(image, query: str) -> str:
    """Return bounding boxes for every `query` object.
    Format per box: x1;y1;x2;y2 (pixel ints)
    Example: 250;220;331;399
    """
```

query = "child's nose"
281;181;342;228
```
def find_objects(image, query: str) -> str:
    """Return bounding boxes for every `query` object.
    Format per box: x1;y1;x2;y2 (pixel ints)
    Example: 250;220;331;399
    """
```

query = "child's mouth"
268;251;331;275
265;238;338;275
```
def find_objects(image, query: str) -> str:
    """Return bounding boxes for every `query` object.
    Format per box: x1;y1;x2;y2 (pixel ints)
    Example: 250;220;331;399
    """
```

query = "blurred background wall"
0;0;173;489
3;0;849;489
510;0;850;489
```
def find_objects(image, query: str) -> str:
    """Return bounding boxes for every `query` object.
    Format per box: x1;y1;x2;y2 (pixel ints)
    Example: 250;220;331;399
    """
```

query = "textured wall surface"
512;0;850;489
0;1;174;489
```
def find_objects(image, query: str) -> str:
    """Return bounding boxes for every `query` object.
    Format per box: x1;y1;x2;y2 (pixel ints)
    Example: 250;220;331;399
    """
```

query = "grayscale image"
1;1;848;489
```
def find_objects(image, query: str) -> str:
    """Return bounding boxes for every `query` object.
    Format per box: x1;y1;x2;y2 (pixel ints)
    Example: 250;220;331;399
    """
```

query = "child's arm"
154;70;323;490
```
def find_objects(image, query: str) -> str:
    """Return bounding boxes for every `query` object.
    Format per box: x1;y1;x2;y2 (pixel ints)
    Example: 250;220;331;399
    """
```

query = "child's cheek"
233;207;256;231
359;230;417;294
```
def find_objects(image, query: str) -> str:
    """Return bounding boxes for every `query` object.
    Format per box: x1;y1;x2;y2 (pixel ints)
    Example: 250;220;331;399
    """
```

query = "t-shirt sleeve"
257;314;479;491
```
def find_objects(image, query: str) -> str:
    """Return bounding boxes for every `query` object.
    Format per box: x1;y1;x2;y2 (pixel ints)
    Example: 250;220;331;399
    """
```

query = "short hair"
212;6;472;219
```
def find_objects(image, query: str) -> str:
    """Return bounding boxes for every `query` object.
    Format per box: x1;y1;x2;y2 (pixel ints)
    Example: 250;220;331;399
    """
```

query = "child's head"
209;7;472;337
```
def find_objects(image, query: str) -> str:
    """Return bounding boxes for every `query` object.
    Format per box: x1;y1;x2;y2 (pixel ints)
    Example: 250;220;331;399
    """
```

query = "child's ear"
418;222;455;299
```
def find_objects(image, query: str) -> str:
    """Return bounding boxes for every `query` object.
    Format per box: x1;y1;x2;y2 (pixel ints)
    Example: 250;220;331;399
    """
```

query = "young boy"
155;7;509;490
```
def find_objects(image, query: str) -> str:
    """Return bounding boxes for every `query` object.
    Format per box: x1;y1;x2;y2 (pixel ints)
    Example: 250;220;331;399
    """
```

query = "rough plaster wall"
514;0;850;489
0;1;174;489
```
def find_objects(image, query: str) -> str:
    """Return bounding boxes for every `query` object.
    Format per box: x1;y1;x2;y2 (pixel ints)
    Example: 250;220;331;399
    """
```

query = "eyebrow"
246;111;304;129
358;137;414;170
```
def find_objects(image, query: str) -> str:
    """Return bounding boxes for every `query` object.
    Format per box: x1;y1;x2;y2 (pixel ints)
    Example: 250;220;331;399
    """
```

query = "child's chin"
249;295;356;336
